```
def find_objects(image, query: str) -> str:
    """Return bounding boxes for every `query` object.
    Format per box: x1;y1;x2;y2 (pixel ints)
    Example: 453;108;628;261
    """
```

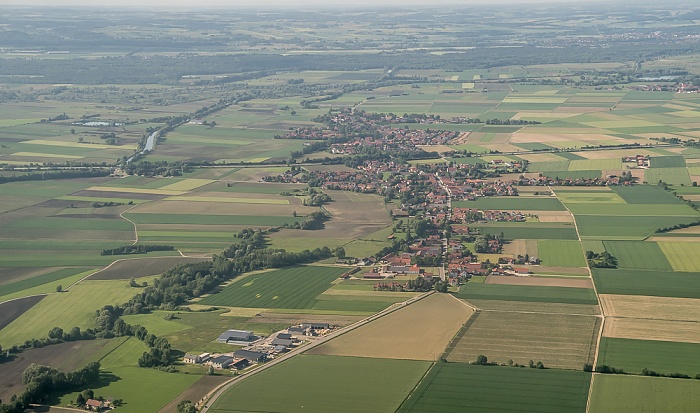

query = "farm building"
271;338;295;347
183;352;211;364
210;356;234;369
302;322;330;330
231;358;249;370
217;329;257;344
85;399;107;412
234;349;268;362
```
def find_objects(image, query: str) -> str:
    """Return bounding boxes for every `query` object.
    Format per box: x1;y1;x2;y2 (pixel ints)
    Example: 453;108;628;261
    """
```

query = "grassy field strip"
23;139;137;150
597;337;700;376
162;195;290;204
592;268;700;298
456;283;598;305
11;151;84;159
87;186;185;196
159;178;215;191
538;240;586;267
599;294;700;322
0;268;97;304
658;241;700;272
57;195;150;204
589;375;700;412
603;241;673;271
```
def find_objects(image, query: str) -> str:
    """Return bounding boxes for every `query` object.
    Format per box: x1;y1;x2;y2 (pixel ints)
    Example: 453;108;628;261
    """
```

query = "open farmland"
209;355;430;413
446;311;599;369
537;240;586;267
466;299;600;315
602;241;673;271
575;215;700;240
398;363;590;413
597;337;700;376
308;293;473;361
0;295;45;331
465;223;579;240
198;266;347;309
599;294;700;322
589;375;700;413
603;317;700;344
658;241;700;272
592;268;700;298
453;197;566;211
455;283;598;305
157;375;230;413
89;256;209;280
0;267;93;299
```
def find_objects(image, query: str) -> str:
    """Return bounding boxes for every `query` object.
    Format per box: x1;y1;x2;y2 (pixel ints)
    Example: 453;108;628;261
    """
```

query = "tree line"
101;245;174;256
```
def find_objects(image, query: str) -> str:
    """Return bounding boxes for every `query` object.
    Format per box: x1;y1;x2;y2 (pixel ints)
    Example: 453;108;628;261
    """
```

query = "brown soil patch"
599;294;700;322
538;213;574;223
486;275;593;288
0;267;59;286
0;296;45;330
157;375;230;413
90;257;210;280
307;294;473;361
247;312;363;327
603;318;700;344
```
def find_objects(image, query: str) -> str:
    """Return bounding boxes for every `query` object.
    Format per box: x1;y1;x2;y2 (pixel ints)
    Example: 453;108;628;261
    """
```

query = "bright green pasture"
528;160;571;172
575;215;700;240
649;155;686;168
465;223;579;240
210;355;430;413
592;268;700;298
453;197;566;211
398;363;590;413
645;167;692;185
199;266;348;309
589;375;700;413
568;158;622;171
603;241;673;271
125;213;301;226
0;268;96;302
537;240;586;267
658;241;700;272
598;337;700;376
0;279;148;347
555;190;625;204
610;185;685;204
455;283;598;305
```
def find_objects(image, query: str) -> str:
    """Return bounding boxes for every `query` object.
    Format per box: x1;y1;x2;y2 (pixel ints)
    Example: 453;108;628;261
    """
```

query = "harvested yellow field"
11;152;83;159
87;186;184;196
538;213;574;223
603;318;700;344
307;293;473;361
600;294;700;322
659;241;700;272
486;276;593;289
159;179;214;191
23;139;136;150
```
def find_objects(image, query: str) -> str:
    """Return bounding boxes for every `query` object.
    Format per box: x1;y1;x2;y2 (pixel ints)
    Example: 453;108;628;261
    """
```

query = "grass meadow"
589;375;700;412
537;240;586;267
597;337;700;376
592;268;700;299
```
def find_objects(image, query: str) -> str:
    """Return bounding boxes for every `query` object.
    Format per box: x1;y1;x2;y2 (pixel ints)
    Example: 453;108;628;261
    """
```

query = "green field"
465;223;579;240
0;268;96;303
398;363;590;413
603;241;673;271
589;374;700;413
610;185;684;204
658;241;700;272
199;266;348;309
541;170;602;180
124;213;301;226
210;355;430;413
453;197;566;211
598;337;700;376
576;215;700;239
538;240;586;267
645;167;692;185
454;283;598;305
649;155;686;168
592;268;700;298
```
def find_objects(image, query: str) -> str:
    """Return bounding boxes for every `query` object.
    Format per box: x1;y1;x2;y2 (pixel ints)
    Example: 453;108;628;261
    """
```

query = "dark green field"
453;197;566;211
576;215;700;239
598;337;700;376
198;266;348;309
602;241;673;271
541;170;602;180
648;155;686;168
592;268;700;298
398;363;590;413
610;185;683;204
454;283;598;305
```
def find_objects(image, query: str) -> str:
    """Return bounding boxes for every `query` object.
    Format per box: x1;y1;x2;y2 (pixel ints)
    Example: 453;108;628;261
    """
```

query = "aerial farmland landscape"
1;1;700;412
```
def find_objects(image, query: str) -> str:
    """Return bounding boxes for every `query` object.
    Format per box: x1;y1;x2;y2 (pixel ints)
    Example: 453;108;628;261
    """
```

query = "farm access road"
199;291;434;413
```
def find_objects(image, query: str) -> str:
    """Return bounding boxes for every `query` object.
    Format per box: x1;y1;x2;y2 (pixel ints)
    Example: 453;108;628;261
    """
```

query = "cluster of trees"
404;276;436;292
474;233;504;253
302;193;332;206
484;118;540;125
101;244;174;256
122;159;194;177
656;220;700;233
282;210;329;230
473;355;545;369
0;362;100;413
586;250;617;268
0;169;110;185
2;326;97;360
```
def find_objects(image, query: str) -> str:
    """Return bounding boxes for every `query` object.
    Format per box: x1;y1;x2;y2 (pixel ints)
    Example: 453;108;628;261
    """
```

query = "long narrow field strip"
0;279;147;347
308;294;473;361
124;213;301;226
89;257;209;280
22;139;137;150
446;311;599;369
566;202;697;216
10;151;84;159
86;186;185;196
465;223;579;240
592;268;700;298
398;363;590;413
658;241;700;272
210;355;431;413
485;276;593;289
603;317;700;344
610;185;684;204
465;299;600;315
537;240;586;267
455;283;598;305
645;167;692;185
158;178;214;191
555;190;626;205
162;195;290;204
453;197;566;211
603;241;673;271
0;268;96;302
589;375;700;413
576;215;700;240
0;296;45;331
599;294;700;322
198;266;348;309
598;337;700;376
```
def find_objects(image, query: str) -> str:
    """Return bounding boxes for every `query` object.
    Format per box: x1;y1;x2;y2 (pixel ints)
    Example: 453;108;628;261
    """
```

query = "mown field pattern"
538;240;586;267
199;266;348;309
210;355;430;413
398;363;590;413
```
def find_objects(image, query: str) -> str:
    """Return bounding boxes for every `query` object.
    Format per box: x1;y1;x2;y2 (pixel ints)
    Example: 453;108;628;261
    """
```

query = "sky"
3;0;612;7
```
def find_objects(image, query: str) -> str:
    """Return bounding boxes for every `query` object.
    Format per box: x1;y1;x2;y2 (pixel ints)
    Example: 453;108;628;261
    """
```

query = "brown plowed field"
0;295;45;330
486;275;593;288
307;294;473;361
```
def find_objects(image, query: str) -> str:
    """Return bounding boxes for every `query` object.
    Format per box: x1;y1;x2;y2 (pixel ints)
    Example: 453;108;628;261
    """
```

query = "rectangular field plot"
307;294;473;361
658;241;700;272
576;215;700;240
446;311;599;369
453;197;566;211
589;375;700;413
398;363;590;413
210;355;430;413
603;317;700;344
124;213;301;226
465;223;579;240
537;240;586;267
603;241;673;271
598;337;700;376
599;294;700;322
555;189;625;204
645;167;692;185
198;266;348;309
592;268;700;299
610;185;684;204
649;155;686;168
455;283;598;305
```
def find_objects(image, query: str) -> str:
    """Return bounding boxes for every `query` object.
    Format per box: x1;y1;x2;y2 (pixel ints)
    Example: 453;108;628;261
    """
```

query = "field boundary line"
199;291;434;412
119;204;140;245
480;308;600;317
0;293;47;307
551;186;603;413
